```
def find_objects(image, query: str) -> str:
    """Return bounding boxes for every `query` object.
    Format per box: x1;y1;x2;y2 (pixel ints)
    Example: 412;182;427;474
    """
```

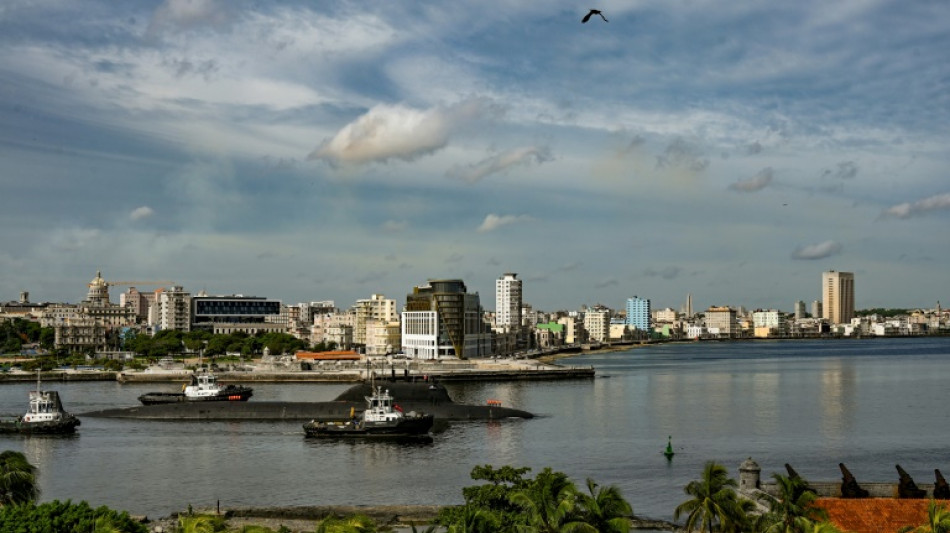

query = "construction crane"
106;280;175;287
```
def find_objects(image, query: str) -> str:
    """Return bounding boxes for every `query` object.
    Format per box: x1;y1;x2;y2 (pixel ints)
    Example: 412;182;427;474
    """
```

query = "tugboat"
0;371;81;435
303;386;433;440
137;372;253;405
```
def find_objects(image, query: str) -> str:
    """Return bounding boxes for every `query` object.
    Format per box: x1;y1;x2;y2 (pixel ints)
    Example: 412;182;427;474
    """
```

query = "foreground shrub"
0;499;147;532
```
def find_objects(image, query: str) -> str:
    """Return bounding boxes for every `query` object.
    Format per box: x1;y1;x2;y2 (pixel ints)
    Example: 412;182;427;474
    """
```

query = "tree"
756;473;828;533
0;500;147;532
177;513;227;533
509;467;588;533
899;500;950;533
436;465;533;531
674;461;748;533
0;450;39;506
576;478;633;533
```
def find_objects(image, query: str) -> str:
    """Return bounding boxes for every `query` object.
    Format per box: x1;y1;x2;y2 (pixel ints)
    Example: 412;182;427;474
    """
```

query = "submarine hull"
82;382;533;421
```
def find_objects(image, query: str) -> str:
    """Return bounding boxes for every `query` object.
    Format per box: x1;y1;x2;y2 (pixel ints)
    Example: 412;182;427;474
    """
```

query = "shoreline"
148;504;680;532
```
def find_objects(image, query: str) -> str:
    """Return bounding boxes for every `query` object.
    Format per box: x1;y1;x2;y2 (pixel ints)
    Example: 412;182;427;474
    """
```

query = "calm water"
2;337;949;522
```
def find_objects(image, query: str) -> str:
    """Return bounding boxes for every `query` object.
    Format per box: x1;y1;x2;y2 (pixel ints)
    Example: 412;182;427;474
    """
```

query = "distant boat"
137;372;253;405
0;371;81;435
303;386;433;441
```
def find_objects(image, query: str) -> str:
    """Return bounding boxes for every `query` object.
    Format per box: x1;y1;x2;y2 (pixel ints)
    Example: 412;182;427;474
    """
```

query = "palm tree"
757;473;828;533
445;506;499;533
509;468;588;533
674;461;748;533
0;450;39;506
176;514;224;533
575;478;633;533
899;499;950;533
314;513;377;533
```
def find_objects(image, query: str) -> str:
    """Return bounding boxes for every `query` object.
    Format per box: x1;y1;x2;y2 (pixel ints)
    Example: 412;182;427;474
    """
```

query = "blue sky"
1;0;948;313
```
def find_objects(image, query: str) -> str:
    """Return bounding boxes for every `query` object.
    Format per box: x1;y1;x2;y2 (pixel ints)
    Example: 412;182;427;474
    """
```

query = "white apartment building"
583;307;610;343
751;309;787;337
495;273;522;331
159;286;191;332
401;311;440;359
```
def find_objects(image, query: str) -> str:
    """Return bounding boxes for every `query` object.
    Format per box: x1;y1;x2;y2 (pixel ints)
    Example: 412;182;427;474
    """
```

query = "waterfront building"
609;319;629;341
401;279;492;359
583;306;610;343
119;287;153;323
495;272;522;334
365;320;400;355
353;294;398;347
812;300;823;319
625;296;651;333
705;306;738;338
822;270;855;325
534;322;564;349
558;314;584;345
752;309;787;338
190;293;283;335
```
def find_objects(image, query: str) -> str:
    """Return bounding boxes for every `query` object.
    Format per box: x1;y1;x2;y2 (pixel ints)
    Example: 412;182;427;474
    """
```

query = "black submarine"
81;381;533;421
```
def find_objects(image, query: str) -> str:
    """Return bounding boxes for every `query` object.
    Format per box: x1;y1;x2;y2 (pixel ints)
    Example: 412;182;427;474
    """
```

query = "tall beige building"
822;270;855;325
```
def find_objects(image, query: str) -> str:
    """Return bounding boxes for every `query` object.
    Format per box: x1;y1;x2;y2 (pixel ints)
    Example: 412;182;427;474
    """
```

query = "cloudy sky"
2;0;948;313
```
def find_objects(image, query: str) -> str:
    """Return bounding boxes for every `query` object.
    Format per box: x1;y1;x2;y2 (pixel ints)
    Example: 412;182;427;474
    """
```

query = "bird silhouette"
582;9;608;23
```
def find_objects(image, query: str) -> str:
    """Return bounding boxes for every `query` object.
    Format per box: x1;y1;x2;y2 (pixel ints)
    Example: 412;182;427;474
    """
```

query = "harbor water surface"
2;337;949;522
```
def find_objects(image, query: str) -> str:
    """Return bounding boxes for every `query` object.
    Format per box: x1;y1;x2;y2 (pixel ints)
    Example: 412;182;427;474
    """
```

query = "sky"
1;0;949;314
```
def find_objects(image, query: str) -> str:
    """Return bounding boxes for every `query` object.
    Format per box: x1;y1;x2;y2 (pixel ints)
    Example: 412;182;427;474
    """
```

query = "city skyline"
2;1;949;312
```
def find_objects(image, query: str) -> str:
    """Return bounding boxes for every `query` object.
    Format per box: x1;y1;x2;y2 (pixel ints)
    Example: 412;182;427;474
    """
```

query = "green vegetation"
123;330;311;359
0;500;148;532
0;318;53;354
0;450;39;506
855;308;913;318
900;500;950;533
434;464;633;533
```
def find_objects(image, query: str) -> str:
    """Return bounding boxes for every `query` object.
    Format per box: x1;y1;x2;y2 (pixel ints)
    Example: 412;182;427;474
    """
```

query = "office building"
401;279;492;359
822;271;855;325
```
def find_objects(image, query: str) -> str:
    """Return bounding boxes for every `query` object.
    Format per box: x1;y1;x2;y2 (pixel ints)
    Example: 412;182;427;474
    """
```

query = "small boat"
137;372;253;405
303;386;433;440
0;372;81;435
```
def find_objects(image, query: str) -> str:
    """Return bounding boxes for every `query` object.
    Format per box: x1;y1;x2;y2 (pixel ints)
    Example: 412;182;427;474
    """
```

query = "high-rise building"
159;286;191;332
495;273;522;331
822;271;855;325
402;279;492;359
793;300;806;320
625;296;651;332
812;300;822;319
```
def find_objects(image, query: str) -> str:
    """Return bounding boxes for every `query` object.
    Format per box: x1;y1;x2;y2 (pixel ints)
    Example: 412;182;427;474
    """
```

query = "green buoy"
664;436;675;460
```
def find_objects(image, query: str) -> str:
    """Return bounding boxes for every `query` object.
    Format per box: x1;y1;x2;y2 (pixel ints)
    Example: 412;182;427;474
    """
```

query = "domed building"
44;271;138;353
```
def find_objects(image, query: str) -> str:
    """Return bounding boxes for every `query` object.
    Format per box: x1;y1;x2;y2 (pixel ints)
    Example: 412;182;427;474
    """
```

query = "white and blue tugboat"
0;372;81;435
138;372;253;405
303;386;433;441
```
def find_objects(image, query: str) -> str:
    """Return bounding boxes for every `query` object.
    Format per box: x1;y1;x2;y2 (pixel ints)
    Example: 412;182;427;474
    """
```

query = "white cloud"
308;99;498;166
447;146;552;183
148;0;231;35
477;214;532;233
882;193;950;220
129;206;155;221
728;167;773;192
791;240;843;260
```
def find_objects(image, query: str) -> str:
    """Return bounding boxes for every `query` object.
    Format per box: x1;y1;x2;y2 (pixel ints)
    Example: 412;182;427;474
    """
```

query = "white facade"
400;311;441;360
583;308;610;343
159;286;191;332
495;273;522;331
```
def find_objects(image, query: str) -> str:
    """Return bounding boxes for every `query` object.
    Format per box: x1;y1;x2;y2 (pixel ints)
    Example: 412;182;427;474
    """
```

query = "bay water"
2;337;949;523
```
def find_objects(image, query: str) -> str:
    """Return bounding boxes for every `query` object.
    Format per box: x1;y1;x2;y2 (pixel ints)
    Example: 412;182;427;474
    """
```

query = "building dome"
86;270;110;306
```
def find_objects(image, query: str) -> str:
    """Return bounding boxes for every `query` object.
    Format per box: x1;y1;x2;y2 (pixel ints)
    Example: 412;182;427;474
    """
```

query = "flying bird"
582;9;608;23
